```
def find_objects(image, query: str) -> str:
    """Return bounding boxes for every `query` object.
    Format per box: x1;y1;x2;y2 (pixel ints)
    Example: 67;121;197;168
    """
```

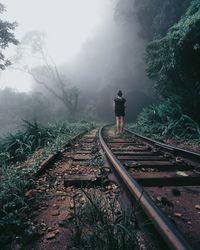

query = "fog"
0;0;153;134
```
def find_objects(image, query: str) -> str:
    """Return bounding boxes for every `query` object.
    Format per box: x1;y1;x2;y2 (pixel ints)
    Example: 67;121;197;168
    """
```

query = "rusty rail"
126;129;200;167
99;125;192;250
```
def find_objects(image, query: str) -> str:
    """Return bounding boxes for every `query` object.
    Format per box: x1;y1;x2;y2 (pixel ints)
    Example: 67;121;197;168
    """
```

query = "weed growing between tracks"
67;189;139;250
86;153;104;168
0;121;94;248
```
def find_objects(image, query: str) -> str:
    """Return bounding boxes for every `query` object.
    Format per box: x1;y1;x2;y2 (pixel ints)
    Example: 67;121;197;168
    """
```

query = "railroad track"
21;125;200;250
99;125;200;250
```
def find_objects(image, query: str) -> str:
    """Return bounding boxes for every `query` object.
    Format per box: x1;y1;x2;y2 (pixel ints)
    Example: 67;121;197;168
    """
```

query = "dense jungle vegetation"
0;121;94;247
0;0;200;247
118;0;200;141
137;0;200;141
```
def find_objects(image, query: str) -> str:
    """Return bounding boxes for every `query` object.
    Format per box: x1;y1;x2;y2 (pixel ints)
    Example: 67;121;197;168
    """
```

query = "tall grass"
0;120;94;248
0;120;94;164
129;99;200;142
0;165;37;247
68;190;139;250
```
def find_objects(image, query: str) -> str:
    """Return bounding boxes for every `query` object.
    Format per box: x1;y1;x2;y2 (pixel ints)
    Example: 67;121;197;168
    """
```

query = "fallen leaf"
195;205;200;210
176;171;188;177
176;157;183;163
46;232;56;240
174;213;182;217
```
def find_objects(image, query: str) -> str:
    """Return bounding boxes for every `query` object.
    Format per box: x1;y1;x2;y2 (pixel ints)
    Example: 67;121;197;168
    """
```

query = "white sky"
0;0;110;92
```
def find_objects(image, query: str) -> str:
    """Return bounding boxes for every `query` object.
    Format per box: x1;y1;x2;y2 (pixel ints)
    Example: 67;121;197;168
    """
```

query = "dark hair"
118;90;122;97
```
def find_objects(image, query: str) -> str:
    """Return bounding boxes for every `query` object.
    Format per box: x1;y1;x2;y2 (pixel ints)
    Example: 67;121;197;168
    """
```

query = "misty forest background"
0;0;200;247
0;0;200;141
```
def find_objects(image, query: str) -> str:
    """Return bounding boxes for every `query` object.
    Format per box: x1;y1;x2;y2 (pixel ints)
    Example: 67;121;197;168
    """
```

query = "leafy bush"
130;99;200;141
0;120;53;163
68;190;139;250
146;0;200;122
0;120;94;164
0;120;94;248
0;165;37;247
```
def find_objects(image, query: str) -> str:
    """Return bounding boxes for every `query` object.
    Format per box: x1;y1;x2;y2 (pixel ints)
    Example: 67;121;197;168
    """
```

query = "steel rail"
126;129;200;165
99;126;192;250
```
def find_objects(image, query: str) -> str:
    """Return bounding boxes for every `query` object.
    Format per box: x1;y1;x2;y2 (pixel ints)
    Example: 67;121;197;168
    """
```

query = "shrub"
130;98;200;141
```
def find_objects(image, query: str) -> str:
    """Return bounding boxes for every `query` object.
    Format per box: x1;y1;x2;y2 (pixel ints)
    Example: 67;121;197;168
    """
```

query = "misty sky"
0;0;111;92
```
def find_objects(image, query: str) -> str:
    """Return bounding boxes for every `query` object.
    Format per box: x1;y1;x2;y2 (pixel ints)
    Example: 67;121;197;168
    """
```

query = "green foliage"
0;120;94;247
134;0;191;40
130;99;200;141
146;0;200;122
68;190;139;250
0;120;53;163
116;0;190;40
0;165;37;247
0;120;94;164
0;3;18;69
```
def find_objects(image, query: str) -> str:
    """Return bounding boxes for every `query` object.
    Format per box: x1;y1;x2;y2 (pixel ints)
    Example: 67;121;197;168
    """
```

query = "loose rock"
46;232;56;240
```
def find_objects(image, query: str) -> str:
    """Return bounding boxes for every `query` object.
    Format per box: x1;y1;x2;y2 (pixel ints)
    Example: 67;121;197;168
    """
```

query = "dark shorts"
115;111;125;117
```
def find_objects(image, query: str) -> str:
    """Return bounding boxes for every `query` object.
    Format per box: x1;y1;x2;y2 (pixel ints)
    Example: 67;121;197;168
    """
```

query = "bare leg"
119;116;124;133
116;117;120;134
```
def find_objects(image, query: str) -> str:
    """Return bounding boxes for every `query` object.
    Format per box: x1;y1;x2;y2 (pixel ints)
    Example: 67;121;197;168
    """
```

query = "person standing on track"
113;90;126;135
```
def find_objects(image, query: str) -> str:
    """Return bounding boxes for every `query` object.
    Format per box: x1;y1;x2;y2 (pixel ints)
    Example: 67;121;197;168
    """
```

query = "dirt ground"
164;139;200;154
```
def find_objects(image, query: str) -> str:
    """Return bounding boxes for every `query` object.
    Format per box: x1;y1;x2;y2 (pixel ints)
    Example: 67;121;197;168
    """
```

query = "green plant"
0;165;37;247
129;98;200;142
0;120;95;248
0;120;94;164
145;0;200;122
68;190;139;250
88;154;104;168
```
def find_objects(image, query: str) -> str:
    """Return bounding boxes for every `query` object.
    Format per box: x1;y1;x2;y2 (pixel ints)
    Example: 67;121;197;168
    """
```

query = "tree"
0;3;18;70
15;31;80;119
146;0;200;122
134;0;191;40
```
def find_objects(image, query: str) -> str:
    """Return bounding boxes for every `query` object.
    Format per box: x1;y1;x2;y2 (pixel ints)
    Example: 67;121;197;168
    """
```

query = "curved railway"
18;125;200;250
99;125;200;250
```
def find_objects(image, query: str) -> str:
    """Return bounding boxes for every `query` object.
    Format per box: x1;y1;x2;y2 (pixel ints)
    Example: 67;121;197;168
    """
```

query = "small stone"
176;171;188;177
195;205;200;210
176;157;183;163
52;210;60;216
70;201;74;209
46;232;56;240
80;197;86;204
55;229;60;234
174;213;182;218
156;196;162;202
53;204;59;209
56;191;66;196
112;184;118;190
187;221;192;225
